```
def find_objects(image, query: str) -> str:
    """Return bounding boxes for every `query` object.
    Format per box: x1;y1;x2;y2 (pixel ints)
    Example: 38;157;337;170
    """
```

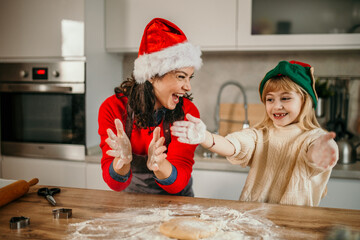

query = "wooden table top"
0;185;359;239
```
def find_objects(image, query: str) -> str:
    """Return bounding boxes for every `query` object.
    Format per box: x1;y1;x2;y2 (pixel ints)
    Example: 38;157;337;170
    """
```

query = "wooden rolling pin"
0;178;39;208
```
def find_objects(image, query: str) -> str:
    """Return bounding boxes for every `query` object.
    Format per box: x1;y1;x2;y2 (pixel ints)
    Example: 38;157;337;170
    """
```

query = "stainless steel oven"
0;62;85;161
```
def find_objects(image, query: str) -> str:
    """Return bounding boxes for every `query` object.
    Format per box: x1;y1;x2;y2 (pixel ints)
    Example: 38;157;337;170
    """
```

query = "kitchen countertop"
193;156;360;180
86;153;360;180
0;185;359;239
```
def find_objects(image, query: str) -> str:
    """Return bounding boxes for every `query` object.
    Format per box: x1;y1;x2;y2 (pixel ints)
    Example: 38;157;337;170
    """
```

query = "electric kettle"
337;138;359;164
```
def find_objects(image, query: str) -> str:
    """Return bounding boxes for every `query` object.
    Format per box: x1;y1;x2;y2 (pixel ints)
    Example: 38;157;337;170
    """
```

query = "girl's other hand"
147;127;167;171
307;132;338;169
171;113;206;144
105;119;132;170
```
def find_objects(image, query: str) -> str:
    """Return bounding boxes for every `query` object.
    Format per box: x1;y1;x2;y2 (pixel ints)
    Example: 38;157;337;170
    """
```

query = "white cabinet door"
1;156;86;188
192;169;246;200
86;163;111;190
193;168;360;210
0;0;85;58
237;0;360;50
105;0;237;52
319;178;360;210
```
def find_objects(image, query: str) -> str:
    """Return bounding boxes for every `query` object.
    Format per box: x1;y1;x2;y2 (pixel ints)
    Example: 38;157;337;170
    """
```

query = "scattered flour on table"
67;204;283;239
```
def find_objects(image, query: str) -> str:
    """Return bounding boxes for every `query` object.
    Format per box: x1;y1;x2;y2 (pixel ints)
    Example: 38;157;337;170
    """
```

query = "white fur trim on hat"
133;42;202;83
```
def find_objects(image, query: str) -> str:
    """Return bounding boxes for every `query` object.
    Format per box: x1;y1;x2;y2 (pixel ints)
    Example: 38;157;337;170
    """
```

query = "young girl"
171;60;338;206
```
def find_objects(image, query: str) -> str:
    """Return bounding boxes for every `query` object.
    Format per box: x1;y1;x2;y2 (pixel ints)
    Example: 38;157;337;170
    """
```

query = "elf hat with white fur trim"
133;18;202;83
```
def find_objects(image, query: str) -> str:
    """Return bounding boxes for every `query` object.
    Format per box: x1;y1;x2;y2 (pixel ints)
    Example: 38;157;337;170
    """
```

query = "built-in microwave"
0;61;85;161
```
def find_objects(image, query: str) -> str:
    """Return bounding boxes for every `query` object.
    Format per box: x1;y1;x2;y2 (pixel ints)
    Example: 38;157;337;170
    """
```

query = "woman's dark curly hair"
115;75;193;129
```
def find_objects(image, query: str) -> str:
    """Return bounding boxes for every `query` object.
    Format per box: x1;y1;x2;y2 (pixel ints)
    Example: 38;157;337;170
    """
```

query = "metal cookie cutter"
9;216;30;229
52;208;72;219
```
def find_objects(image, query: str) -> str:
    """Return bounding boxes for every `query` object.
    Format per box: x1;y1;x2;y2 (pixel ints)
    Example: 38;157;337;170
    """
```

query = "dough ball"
159;217;217;240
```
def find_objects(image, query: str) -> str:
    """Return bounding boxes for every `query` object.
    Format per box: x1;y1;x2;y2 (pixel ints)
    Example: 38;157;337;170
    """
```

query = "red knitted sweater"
98;94;199;194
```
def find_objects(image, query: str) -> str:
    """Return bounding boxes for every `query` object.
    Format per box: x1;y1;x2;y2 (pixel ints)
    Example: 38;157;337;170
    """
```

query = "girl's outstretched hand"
171;113;206;144
307;132;338;169
147;127;167;171
105;119;132;170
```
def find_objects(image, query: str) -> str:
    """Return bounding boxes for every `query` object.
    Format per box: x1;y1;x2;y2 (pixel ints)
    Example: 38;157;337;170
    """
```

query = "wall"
123;50;360;134
85;0;123;151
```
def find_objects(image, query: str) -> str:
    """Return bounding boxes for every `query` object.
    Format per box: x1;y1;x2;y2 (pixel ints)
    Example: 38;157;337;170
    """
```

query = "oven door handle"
0;83;84;93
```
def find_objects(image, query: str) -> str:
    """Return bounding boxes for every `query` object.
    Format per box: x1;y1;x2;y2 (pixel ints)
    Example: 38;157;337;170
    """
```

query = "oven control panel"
0;62;85;83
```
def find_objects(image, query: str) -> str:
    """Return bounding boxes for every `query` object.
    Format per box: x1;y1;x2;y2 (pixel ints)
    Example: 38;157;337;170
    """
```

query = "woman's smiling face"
150;67;194;110
265;90;303;127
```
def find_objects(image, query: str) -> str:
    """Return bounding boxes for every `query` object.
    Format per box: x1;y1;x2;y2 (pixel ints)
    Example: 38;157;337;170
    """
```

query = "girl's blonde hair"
255;76;320;130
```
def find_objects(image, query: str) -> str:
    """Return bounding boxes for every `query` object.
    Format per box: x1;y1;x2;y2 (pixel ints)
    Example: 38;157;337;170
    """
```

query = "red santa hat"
133;18;202;83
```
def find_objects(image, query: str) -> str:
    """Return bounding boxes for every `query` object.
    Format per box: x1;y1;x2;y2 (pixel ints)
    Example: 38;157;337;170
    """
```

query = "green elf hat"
259;60;318;109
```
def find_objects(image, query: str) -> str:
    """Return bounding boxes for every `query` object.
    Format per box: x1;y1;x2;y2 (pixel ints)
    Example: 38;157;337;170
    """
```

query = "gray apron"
123;104;193;196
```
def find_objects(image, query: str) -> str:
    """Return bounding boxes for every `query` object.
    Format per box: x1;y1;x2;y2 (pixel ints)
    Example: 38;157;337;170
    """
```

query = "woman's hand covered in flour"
147;127;167;171
307;132;338;169
171;113;206;144
105;119;132;170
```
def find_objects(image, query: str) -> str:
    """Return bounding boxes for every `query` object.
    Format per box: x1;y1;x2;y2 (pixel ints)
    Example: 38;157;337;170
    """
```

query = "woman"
98;18;202;196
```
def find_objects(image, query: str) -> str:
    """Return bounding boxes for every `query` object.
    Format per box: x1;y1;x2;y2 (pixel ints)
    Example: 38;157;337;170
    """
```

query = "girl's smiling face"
265;90;303;127
151;67;194;110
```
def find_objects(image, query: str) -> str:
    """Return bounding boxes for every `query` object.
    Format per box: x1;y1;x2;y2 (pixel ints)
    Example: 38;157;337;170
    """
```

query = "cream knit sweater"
225;123;338;206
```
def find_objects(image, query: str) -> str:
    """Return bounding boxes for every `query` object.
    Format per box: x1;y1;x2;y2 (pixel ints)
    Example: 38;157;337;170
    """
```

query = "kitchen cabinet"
1;156;86;188
0;0;124;150
2;156;359;209
86;163;111;190
105;0;237;52
0;0;85;59
319;177;360;210
192;169;246;200
105;0;360;52
238;0;360;50
1;156;112;190
193;168;360;210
